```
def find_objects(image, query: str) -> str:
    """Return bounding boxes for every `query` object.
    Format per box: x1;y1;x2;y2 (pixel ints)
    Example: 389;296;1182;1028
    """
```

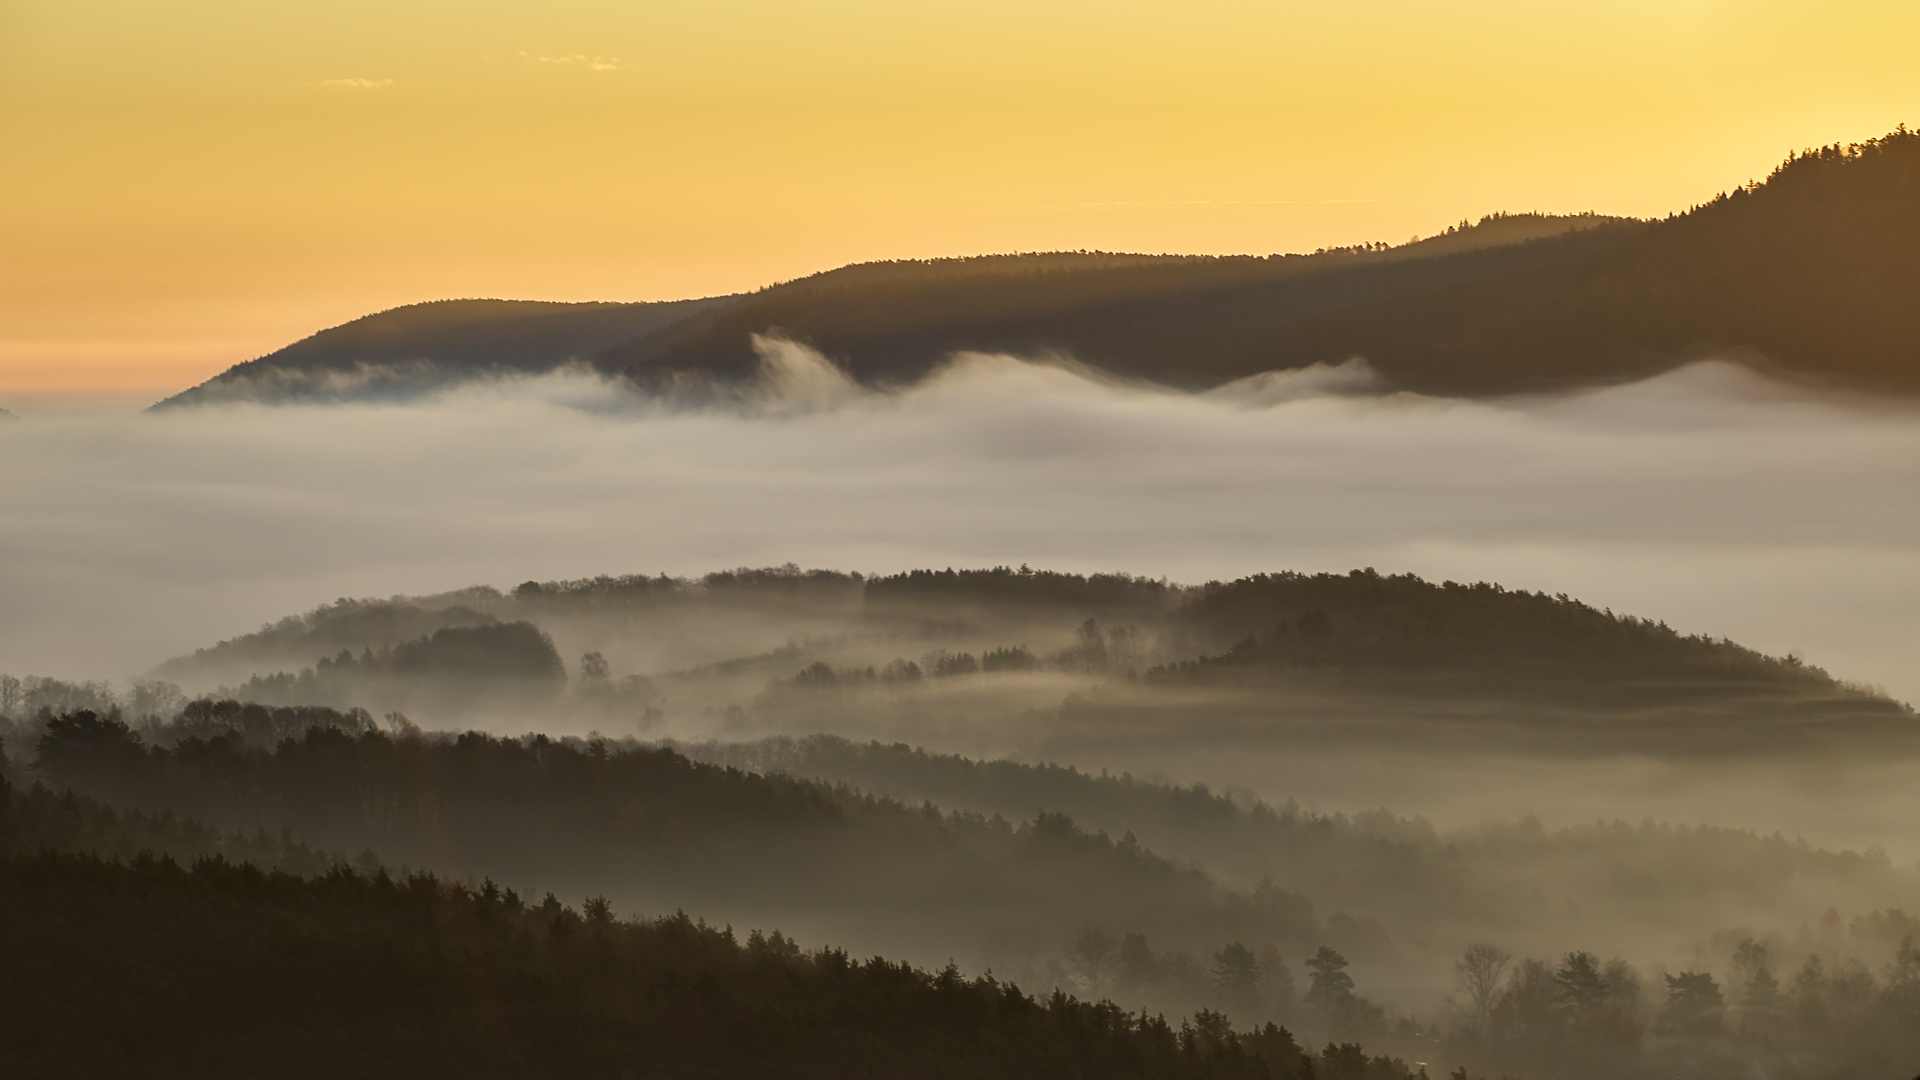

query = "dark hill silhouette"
152;296;727;407
594;214;1635;391
598;129;1920;395
1288;129;1920;393
152;128;1920;404
154;218;1633;407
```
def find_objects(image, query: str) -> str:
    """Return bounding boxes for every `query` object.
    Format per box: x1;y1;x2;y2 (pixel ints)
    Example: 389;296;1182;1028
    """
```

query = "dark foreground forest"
0;854;1353;1080
3;710;1920;1080
0;757;1395;1080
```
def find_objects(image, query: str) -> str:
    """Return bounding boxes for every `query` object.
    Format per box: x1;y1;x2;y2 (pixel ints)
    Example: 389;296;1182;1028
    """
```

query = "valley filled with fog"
7;342;1920;1078
4;343;1919;705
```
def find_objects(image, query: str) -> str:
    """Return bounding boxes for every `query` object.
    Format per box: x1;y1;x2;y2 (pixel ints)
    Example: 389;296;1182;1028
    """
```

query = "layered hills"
5;696;1920;1080
154;128;1920;405
142;564;1912;757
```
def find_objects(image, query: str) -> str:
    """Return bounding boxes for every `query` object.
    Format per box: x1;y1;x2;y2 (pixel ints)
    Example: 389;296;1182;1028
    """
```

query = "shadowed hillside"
14;706;1325;983
601;130;1919;395
151;296;726;407
594;215;1634;392
153;128;1920;404
0;765;1350;1080
1295;129;1920;393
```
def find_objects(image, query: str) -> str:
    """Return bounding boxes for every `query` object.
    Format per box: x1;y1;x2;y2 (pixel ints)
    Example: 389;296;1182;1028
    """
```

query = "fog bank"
2;348;1918;703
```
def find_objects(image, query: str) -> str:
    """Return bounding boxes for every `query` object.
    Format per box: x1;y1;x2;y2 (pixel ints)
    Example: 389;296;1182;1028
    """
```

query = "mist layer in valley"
7;697;1920;1080
7;341;1920;1078
7;348;1920;847
4;344;1919;696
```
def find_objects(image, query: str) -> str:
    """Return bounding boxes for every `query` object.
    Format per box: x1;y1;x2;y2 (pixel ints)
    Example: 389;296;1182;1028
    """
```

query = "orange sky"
2;0;1915;400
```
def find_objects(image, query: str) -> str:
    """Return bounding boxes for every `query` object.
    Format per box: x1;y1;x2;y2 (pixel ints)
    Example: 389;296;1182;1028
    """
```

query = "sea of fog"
4;340;1919;709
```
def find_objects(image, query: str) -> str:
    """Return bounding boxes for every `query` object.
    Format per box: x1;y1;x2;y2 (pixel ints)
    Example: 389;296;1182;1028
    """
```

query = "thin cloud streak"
520;52;624;71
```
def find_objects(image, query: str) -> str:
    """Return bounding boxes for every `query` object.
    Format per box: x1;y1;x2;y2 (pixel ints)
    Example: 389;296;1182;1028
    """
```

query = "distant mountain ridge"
153;128;1920;405
608;130;1919;396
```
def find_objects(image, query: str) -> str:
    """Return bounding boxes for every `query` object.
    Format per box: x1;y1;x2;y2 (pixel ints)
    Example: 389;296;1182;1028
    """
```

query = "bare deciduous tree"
1455;942;1512;1030
1068;926;1120;998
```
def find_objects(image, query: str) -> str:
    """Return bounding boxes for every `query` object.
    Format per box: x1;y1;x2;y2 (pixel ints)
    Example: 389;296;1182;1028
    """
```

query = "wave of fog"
3;341;1920;714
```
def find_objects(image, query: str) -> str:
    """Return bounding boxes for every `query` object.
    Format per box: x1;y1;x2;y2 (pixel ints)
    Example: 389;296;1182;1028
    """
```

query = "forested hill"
150;296;725;408
0;851;1348;1080
153;214;1624;407
603;129;1919;395
677;734;1920;952
1312;129;1920;393
1158;571;1890;692
14;705;1324;975
591;214;1634;391
148;565;1900;708
151;127;1920;404
0;753;1354;1080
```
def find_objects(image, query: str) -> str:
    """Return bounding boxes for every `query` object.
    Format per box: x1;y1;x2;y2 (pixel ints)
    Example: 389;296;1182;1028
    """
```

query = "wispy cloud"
321;78;395;89
520;51;624;72
1061;198;1382;209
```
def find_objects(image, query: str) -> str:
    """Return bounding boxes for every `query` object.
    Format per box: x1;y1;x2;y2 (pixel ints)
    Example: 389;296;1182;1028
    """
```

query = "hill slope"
0;773;1340;1080
123;565;1915;764
20;705;1324;985
153;128;1920;403
593;215;1633;392
603;130;1919;395
1292;129;1920;393
152;296;727;407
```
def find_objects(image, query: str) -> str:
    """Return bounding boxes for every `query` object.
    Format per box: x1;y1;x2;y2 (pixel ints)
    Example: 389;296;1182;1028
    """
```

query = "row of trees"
1445;939;1920;1079
989;923;1427;1057
1017;927;1920;1079
0;674;184;724
782;620;1142;691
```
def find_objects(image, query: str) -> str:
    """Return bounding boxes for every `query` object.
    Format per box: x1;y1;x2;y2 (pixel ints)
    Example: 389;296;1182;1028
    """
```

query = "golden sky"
2;0;1915;399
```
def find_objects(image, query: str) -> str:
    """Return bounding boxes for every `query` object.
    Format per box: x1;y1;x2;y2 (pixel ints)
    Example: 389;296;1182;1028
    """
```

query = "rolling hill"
153;128;1920;405
150;296;727;407
129;564;1915;761
606;130;1918;396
